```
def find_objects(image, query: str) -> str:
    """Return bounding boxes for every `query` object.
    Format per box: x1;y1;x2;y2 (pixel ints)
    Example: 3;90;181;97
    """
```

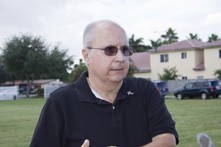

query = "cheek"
89;55;112;69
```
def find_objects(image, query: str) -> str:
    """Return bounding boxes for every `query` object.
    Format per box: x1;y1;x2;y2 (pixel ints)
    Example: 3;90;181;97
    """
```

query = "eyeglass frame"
86;45;134;56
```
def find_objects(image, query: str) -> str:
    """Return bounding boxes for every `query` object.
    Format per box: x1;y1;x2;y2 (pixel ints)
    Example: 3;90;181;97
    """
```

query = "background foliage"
158;66;180;81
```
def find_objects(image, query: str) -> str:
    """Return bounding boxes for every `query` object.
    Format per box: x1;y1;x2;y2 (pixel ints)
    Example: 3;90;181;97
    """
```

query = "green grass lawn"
166;98;221;146
0;98;45;147
0;98;220;147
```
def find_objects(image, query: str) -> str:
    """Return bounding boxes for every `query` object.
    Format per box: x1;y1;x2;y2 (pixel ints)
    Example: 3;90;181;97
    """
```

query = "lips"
111;68;123;71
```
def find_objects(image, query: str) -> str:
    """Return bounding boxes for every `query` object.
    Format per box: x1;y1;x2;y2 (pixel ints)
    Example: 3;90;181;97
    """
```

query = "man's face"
86;26;130;83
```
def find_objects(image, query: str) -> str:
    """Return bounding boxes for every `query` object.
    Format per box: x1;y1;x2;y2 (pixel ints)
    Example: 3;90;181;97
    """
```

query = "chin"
108;69;127;80
110;75;126;82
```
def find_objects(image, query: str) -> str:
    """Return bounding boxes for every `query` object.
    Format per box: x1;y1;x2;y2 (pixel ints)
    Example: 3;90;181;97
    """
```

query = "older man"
30;20;179;147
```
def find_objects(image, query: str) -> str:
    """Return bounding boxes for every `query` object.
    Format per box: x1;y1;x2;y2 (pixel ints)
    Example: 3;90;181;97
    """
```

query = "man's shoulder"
48;83;76;100
122;77;156;94
54;83;74;93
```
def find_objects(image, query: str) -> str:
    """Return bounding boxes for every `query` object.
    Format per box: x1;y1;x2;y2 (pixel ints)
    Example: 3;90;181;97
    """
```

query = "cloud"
201;11;221;25
0;0;221;61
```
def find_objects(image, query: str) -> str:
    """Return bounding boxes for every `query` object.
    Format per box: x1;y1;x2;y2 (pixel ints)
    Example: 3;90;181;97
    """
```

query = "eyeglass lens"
104;46;133;56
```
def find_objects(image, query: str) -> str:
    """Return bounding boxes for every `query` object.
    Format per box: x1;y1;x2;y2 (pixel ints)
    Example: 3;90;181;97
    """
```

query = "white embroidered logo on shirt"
127;91;134;95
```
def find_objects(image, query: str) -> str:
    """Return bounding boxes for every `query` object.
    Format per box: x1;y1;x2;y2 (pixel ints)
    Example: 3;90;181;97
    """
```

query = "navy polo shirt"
30;71;179;147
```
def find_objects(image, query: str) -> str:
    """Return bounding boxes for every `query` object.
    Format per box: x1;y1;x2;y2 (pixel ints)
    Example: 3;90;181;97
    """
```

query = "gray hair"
83;20;127;48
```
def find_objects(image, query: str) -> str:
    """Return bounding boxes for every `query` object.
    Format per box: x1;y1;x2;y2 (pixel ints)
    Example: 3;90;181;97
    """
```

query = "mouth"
111;68;123;71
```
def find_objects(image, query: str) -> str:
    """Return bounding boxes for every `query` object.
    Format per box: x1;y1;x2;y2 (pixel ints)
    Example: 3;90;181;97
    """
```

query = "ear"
82;49;90;65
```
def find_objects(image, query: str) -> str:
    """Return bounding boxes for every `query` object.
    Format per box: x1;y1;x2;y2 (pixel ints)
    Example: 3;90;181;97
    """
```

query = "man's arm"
80;134;176;147
142;133;176;147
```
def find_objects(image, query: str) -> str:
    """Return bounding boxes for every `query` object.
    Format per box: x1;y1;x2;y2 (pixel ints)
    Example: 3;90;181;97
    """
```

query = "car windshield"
185;83;193;89
157;82;166;87
210;81;219;86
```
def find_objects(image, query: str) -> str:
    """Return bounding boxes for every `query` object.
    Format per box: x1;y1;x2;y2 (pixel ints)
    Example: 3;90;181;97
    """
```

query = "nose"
115;48;126;62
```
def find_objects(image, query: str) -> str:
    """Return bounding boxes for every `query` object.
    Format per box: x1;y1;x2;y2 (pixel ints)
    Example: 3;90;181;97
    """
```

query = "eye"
105;46;117;51
121;46;133;56
122;46;129;51
104;46;118;55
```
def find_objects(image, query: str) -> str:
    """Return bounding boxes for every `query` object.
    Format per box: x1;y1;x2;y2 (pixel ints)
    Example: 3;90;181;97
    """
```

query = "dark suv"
174;80;221;100
153;81;169;98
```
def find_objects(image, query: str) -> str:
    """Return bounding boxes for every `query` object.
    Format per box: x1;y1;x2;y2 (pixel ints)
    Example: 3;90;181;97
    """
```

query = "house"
130;39;221;80
203;40;221;78
129;52;151;78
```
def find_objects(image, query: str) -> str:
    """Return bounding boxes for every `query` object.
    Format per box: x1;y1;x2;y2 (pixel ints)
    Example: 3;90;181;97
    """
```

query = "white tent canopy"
0;86;18;100
43;79;65;99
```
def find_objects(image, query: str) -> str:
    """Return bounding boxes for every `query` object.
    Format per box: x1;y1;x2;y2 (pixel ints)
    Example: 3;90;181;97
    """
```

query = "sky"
0;0;221;63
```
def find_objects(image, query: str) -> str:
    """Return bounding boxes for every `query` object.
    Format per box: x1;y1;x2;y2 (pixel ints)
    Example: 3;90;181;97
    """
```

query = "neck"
87;77;123;103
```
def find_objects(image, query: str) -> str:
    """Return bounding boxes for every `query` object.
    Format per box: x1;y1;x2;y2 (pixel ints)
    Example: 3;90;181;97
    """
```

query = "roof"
149;39;207;52
129;52;151;72
4;79;60;86
30;79;58;85
203;40;221;48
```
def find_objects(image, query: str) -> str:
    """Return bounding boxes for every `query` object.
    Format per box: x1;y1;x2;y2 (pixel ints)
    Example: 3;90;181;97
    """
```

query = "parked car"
153;81;169;98
18;85;37;95
174;80;221;100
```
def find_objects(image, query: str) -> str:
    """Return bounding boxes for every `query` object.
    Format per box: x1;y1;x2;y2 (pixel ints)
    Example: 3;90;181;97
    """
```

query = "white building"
130;39;221;80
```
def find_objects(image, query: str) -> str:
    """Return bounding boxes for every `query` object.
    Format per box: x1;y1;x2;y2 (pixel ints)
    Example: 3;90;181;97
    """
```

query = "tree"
149;39;162;51
67;59;88;82
127;64;135;77
0;64;13;84
158;67;180;81
45;45;74;81
161;28;179;44
207;33;220;42
188;33;201;41
214;69;221;79
2;34;73;97
129;34;151;52
2;34;48;97
0;57;7;84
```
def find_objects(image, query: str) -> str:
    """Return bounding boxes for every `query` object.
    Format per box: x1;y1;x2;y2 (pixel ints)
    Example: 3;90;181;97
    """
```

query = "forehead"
92;25;128;47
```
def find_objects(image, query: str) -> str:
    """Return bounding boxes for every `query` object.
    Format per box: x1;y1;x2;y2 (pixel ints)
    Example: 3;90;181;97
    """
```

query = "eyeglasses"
87;45;133;56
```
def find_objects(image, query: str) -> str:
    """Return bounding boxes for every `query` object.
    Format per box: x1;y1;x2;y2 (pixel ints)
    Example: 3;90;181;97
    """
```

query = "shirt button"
112;106;115;109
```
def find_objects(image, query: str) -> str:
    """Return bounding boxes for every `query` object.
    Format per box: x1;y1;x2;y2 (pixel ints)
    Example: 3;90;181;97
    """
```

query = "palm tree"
158;66;180;81
214;69;221;79
188;33;201;41
149;39;162;51
129;34;151;52
208;34;220;42
161;28;179;44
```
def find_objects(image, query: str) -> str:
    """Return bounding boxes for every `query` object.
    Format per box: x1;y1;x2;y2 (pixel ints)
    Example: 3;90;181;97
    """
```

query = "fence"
167;78;220;92
0;86;19;100
167;80;189;92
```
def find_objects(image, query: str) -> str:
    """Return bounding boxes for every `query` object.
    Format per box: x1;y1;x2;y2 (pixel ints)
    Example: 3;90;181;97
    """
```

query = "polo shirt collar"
74;71;136;104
